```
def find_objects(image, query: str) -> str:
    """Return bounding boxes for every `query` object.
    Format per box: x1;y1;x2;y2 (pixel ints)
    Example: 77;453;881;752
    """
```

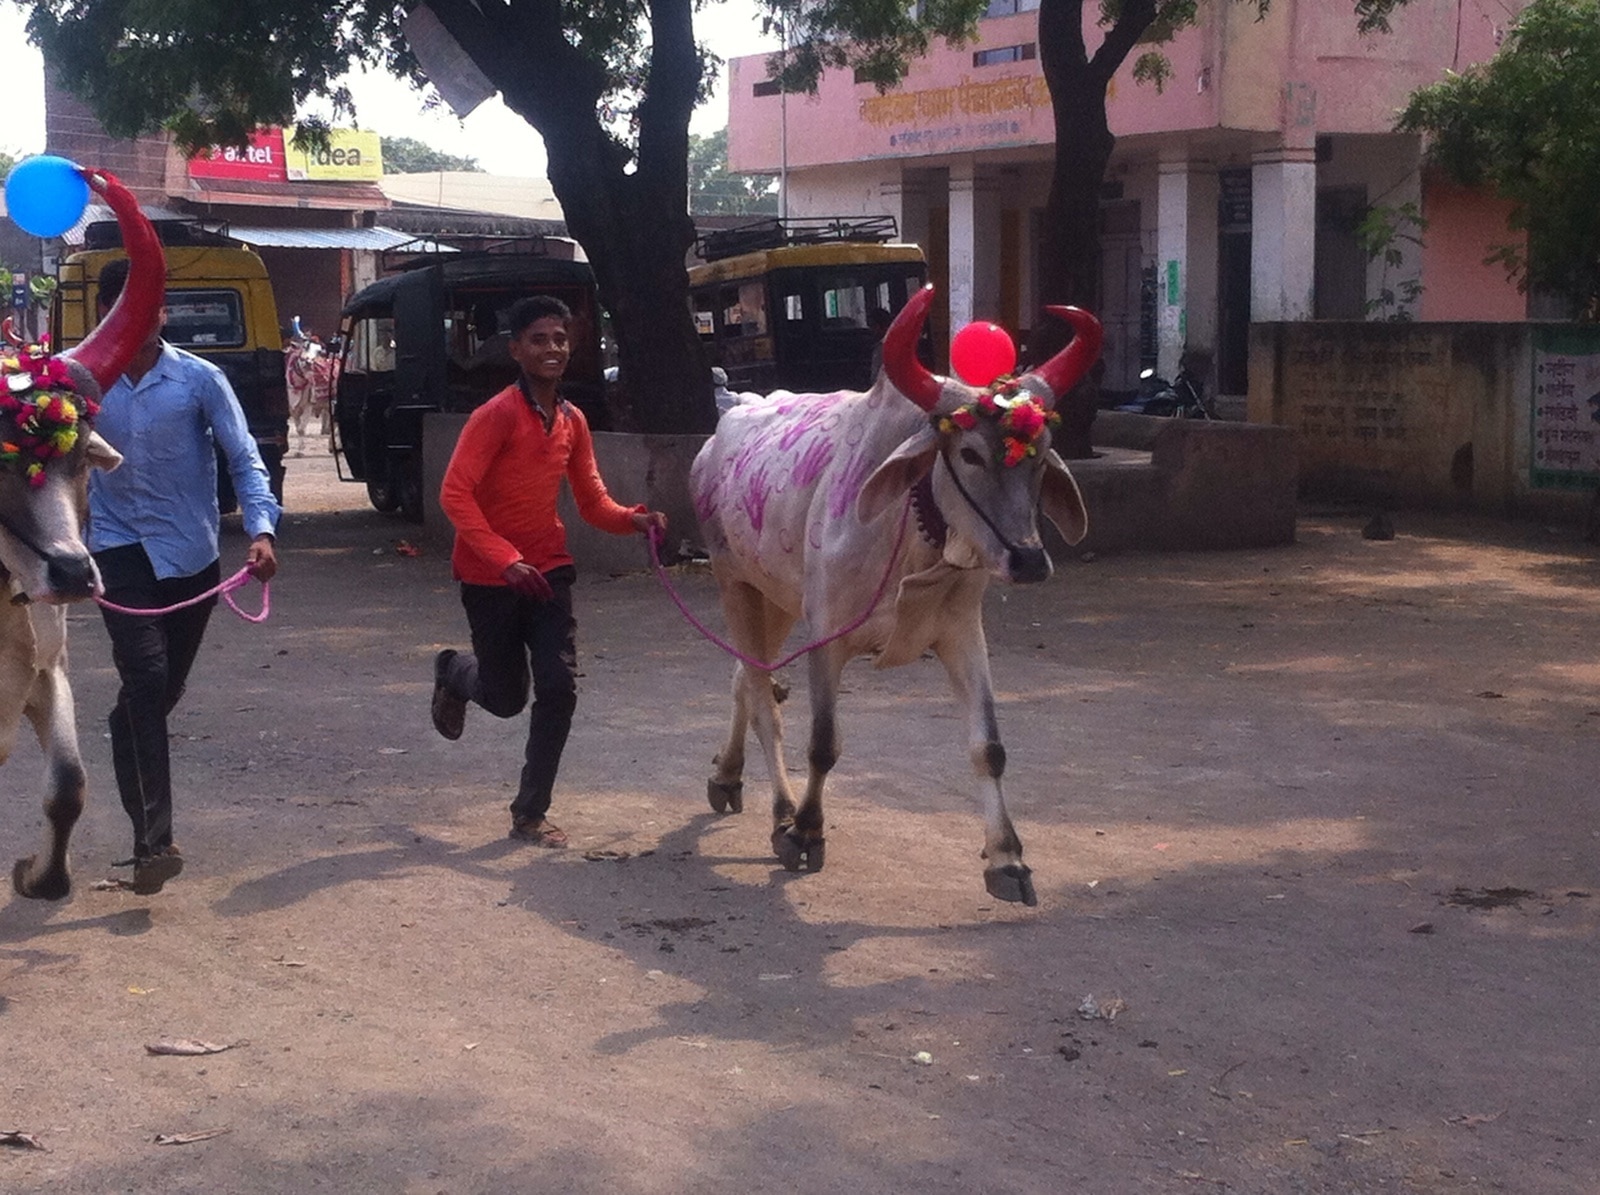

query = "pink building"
726;0;1532;398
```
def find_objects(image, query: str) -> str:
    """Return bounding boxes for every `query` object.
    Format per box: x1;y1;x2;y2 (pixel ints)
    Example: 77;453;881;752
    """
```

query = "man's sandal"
509;819;569;848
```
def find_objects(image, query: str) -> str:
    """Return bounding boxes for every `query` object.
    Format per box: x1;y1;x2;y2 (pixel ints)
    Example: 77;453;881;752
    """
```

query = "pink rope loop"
647;496;912;672
94;566;270;623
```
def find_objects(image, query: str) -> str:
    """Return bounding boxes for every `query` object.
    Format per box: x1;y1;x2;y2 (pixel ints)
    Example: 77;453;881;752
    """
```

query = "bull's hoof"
984;863;1037;907
803;839;825;872
707;778;744;815
12;856;71;902
772;825;824;873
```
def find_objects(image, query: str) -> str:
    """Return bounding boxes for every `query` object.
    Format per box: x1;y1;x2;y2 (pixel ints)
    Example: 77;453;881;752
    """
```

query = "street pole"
779;9;789;220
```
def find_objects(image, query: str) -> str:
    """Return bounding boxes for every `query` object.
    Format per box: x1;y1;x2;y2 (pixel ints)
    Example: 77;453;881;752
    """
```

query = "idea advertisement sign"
285;126;383;181
186;129;288;182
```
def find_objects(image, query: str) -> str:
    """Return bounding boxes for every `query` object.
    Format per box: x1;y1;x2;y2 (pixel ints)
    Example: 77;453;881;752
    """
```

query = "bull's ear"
85;430;123;473
1040;449;1087;545
857;426;940;523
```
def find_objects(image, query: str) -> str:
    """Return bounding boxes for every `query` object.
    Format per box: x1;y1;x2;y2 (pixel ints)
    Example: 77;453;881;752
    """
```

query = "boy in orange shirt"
433;296;667;847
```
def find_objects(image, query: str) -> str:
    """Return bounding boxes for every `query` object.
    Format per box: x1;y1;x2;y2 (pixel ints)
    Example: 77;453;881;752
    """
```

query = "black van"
333;240;604;521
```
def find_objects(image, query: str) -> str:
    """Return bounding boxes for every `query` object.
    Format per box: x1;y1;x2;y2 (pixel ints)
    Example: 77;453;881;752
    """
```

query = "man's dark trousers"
444;565;578;824
94;544;220;860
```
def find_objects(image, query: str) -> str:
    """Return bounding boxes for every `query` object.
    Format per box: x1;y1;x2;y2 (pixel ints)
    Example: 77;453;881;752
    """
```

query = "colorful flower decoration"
933;376;1060;467
0;350;95;488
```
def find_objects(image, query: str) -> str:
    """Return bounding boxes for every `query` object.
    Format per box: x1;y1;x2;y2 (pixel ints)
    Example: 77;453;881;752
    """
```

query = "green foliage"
18;0;677;160
29;275;57;309
23;1;410;151
688;129;778;215
380;136;481;175
1398;0;1600;313
1354;0;1412;35
1356;201;1426;320
0;149;14;181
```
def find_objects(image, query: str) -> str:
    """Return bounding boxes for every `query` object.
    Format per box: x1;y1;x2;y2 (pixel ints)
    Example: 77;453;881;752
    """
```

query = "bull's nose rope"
94;566;269;624
646;496;912;672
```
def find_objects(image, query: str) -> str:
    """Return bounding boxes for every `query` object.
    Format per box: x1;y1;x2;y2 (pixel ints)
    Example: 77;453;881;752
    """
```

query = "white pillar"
1157;157;1220;379
1156;158;1191;380
879;170;929;252
1251;144;1317;321
947;157;1002;337
1185;165;1219;367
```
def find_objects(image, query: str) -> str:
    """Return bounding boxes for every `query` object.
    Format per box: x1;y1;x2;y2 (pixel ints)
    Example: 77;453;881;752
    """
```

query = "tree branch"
1089;0;1159;85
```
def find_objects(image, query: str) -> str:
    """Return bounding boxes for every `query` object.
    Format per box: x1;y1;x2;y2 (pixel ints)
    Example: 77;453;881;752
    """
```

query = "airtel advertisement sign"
187;129;288;181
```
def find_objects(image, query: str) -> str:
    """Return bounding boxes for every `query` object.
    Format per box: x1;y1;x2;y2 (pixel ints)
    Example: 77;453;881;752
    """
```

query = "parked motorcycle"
1115;362;1215;419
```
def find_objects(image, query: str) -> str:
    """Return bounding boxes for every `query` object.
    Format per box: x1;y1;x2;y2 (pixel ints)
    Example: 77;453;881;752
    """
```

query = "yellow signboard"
284;126;384;181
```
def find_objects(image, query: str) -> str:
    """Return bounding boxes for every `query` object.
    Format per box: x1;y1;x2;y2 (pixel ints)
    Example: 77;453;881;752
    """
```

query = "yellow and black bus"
688;217;927;395
55;230;290;505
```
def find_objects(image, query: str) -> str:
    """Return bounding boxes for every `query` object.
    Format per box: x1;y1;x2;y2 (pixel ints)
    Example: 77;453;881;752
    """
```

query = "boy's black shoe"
432;650;466;740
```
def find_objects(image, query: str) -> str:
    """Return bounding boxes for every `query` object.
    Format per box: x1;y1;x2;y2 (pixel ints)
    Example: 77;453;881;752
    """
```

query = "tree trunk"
537;115;714;434
428;0;717;434
1033;0;1153;457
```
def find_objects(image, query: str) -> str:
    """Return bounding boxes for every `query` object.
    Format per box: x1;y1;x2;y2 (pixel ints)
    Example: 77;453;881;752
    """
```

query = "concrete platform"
422;410;1299;574
1068;412;1298;555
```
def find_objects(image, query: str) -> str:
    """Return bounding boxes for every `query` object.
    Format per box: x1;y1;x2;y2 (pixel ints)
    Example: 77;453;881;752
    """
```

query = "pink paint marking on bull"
791;436;834;490
738;460;773;534
827;449;877;521
688;284;1101;905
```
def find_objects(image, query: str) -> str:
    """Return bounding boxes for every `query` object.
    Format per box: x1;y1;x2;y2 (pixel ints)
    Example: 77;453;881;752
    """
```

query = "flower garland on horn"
0;351;95;488
934;376;1060;467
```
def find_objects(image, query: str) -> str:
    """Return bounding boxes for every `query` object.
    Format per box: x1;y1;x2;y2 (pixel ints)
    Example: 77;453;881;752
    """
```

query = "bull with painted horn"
689;285;1102;905
2;167;166;899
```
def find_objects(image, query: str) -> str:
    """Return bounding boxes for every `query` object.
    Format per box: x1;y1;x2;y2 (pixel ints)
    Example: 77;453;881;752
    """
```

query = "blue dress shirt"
88;342;281;580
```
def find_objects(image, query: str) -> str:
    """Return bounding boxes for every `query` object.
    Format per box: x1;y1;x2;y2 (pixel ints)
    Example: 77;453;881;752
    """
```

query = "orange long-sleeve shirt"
440;384;644;585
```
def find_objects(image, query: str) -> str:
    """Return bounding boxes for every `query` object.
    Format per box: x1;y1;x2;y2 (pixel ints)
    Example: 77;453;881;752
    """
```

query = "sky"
0;2;779;177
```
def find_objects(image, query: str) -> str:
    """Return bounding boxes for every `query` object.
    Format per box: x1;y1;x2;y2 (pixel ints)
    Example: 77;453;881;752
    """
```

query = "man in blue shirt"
88;258;281;894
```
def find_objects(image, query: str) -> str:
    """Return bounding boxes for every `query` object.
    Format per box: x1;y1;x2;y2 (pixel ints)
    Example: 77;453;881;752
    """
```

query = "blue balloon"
5;155;90;238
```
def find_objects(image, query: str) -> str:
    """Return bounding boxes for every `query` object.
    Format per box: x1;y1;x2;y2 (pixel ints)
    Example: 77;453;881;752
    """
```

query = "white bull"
689;286;1101;904
1;411;122;899
2;166;166;899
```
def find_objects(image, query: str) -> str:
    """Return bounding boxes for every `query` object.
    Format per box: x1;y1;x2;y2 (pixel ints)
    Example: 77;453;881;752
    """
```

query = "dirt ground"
4;446;1600;1193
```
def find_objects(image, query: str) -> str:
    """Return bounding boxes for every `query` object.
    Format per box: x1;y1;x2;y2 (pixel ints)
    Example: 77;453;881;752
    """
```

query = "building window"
752;79;782;98
973;44;1036;67
983;0;1040;15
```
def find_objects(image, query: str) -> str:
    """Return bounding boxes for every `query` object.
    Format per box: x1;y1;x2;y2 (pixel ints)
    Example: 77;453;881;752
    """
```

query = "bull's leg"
12;668;86;901
708;583;795;818
935;627;1036;906
774;642;848;873
708;660;752;814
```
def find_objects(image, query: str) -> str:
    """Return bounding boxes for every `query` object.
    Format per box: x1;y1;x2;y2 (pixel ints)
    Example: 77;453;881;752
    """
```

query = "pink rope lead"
95;566;270;624
646;496;913;672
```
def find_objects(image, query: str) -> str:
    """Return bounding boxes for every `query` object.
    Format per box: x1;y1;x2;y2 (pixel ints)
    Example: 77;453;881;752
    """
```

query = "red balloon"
950;321;1017;387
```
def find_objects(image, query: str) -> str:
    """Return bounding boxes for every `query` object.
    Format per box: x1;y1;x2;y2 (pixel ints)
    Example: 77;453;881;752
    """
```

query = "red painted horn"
60;168;166;392
881;284;944;411
1025;306;1103;407
1;316;24;347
